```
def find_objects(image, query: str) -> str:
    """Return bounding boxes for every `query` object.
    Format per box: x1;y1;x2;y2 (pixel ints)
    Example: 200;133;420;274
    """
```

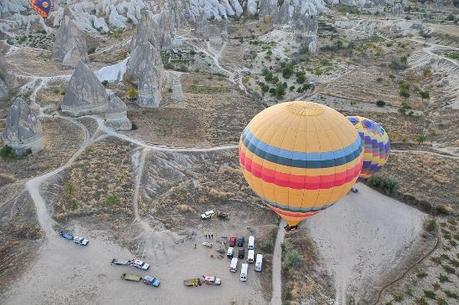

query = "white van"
248;236;255;250
230;257;238;273
255;254;263;272
240;263;248;282
247;249;255;263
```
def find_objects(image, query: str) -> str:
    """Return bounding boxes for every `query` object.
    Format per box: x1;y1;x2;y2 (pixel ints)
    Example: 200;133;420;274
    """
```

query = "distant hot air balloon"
29;0;53;18
347;116;390;179
239;101;364;229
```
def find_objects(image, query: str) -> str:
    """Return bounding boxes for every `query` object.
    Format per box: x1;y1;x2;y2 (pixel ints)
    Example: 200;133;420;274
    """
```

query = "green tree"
416;134;427;145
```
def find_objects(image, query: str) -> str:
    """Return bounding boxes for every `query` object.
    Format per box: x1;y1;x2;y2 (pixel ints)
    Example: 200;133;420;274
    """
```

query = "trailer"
111;258;130;266
184;278;202;287
121;273;143;282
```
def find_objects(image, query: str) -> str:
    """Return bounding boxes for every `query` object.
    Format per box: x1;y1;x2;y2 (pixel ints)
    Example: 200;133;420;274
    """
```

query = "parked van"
230;257;238;273
247;249;255;263
248;236;255;250
227;247;234;258
255;254;263;272
240;263;248;282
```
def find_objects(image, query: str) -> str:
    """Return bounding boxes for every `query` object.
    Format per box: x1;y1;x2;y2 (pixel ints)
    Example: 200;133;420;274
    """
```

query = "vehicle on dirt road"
73;236;89;246
229;257;238;273
240;263;248;282
202;241;213;248
184;278;202;287
216;212;229;220
130;259;150;271
121;273;143;282
203;275;221;286
59;230;74;240
236;236;245;247
111;258;130;266
143;276;160;287
226;247;234;258
248;250;255;263
248;236;255;250
201;210;215;220
238;247;245;259
255;254;263;272
228;236;237;247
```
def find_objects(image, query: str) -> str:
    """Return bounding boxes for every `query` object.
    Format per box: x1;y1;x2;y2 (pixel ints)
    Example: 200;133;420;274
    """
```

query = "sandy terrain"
306;183;427;304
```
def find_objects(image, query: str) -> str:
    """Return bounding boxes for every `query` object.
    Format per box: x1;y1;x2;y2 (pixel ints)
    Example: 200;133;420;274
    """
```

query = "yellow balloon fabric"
239;101;364;226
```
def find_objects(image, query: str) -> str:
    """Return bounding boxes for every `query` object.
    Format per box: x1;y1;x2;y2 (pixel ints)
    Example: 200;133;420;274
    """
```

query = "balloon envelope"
347;116;390;179
29;0;53;18
239;101;363;226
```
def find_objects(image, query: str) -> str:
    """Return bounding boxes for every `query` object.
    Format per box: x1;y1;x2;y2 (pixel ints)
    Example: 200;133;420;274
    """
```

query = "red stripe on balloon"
239;148;363;190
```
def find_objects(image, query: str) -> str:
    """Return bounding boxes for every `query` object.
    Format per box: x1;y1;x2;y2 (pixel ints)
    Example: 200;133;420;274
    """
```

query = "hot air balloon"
29;0;53;19
239;101;364;229
347;116;390;179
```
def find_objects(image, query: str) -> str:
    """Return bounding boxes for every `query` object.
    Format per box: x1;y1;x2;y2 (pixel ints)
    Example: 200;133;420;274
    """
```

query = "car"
184;278;202;287
228;236;237;247
226;247;234;258
73;236;89;246
236;237;245;247
130;259;150;271
203;275;221;286
143;275;160;287
201;210;215;220
238;247;245;259
216;212;229;220
121;273;143;282
59;230;74;240
202;242;213;248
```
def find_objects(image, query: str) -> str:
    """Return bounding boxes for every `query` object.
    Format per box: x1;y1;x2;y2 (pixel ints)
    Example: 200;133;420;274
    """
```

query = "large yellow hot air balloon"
239;101;364;229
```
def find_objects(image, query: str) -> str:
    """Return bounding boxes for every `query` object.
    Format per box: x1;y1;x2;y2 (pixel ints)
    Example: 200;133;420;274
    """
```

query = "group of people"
205;233;214;239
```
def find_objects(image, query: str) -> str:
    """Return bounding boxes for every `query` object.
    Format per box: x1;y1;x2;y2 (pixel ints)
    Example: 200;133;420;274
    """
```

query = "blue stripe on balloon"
241;128;362;169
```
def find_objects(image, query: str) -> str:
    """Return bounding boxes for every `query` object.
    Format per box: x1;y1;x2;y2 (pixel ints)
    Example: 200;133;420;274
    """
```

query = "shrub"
296;71;306;84
416;134;427;145
88;47;96;54
393;294;403;302
376;100;386;107
127;87;138;100
444;290;458;299
259;239;274;253
283;248;304;269
424;219;437;232
417;297;429;305
106;193;121;206
418;90;430;100
0;146;17;159
437;298;448;305
102;80;109;87
424;290;436;299
368;175;399;196
417;271;428;278
131;122;138;130
390;58;408;70
441;264;455;274
259;82;270;93
282;62;295;79
70;199;79;210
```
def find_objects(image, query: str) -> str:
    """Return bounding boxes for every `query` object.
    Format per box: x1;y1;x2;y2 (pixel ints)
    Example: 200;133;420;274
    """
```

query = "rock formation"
137;70;162;108
105;94;132;131
126;41;163;107
0;77;8;100
170;73;184;102
3;97;43;156
53;9;89;68
62;61;109;116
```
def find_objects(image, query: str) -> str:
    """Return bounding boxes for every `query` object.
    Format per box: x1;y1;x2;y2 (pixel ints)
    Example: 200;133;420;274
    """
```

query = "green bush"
259;239;274;253
376;100;386;107
0;146;17;159
437;298;448;305
444;290;458;299
438;274;450;283
368;175;399;196
131;122;138;130
424;219;437;232
417;271;428;278
127;87;138;100
441;264;455;274
282;63;295;79
102;80;109;87
424;290;436;300
106;193;121;206
283;248;304;269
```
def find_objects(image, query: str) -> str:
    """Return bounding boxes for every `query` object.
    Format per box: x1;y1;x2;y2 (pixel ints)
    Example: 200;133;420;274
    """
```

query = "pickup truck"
203;275;222;286
143;276;160;287
73;236;89;246
200;210;215;220
184;278;202;287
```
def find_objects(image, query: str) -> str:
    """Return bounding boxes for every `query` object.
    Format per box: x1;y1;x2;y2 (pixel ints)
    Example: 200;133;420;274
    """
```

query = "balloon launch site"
0;1;458;305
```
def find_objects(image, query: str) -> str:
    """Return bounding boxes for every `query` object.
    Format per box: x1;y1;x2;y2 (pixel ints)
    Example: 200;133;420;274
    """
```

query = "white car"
202;242;213;248
73;236;89;246
130;259;150;271
200;210;215;220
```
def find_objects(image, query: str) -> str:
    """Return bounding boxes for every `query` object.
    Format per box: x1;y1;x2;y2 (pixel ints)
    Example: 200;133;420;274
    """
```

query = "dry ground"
0;117;84;184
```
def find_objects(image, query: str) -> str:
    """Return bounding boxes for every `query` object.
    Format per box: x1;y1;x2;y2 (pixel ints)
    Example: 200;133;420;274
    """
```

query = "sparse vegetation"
127;87;138;100
106;193;121;206
368;175;399;196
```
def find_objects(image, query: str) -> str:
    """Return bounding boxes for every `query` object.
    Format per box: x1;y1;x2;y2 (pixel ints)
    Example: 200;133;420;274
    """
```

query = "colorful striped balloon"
347;116;390;179
29;0;53;18
239;101;364;227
